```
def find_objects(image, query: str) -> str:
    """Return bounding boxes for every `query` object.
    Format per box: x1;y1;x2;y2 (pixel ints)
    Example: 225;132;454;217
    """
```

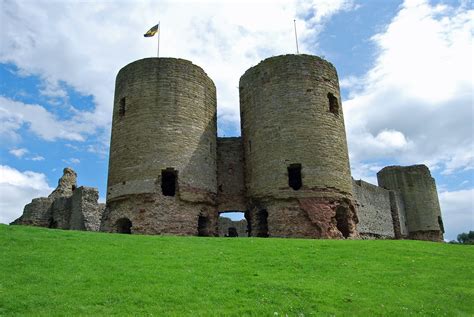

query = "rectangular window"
119;97;126;117
161;168;177;196
288;164;302;190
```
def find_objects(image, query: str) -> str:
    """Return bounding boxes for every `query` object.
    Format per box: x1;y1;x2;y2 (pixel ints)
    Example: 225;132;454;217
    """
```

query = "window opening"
288;164;302;190
438;216;445;233
327;93;339;115
161;168;177;196
119;97;126;117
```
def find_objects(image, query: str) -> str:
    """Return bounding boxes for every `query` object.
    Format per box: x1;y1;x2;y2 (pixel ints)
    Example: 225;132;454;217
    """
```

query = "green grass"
0;225;473;316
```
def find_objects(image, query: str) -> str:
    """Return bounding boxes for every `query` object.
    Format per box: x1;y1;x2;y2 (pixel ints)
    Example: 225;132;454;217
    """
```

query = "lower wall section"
352;179;396;238
246;197;358;238
101;194;217;236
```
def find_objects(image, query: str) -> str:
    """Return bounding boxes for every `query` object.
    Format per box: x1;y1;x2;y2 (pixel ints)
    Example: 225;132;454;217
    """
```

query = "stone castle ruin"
12;54;445;242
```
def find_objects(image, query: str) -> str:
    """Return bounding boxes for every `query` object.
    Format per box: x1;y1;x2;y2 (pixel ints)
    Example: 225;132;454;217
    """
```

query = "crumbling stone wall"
352;179;396;239
239;54;358;238
104;58;218;236
377;165;444;241
11;168;102;232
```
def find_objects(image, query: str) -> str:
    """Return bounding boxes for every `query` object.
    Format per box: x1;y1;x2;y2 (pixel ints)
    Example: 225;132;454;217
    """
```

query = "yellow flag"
144;24;159;37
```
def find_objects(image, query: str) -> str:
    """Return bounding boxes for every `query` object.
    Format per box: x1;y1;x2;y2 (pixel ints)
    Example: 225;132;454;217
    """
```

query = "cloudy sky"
0;0;472;240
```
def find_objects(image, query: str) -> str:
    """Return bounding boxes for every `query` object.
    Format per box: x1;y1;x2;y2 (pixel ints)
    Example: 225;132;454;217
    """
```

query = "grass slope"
0;225;473;316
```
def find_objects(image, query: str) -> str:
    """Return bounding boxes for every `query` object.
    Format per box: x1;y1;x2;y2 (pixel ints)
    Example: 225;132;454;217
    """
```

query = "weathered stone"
10;197;54;227
377;165;444;242
11;168;103;232
70;187;102;231
49;167;77;199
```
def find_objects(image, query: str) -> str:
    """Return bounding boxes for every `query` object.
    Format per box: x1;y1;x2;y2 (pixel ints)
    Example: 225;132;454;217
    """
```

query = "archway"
218;211;249;237
116;217;132;234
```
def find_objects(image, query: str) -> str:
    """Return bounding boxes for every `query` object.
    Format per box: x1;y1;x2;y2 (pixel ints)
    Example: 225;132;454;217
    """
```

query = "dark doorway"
335;206;350;238
288;164;302;190
116;218;132;234
218;211;249;237
256;209;269;237
161;168;177;196
198;215;210;236
227;227;238;237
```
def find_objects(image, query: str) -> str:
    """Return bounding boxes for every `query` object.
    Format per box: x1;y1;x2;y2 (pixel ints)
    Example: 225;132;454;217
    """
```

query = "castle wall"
104;58;218;235
11;168;103;232
377;165;444;241
240;54;353;200
352;179;395;238
70;187;102;231
216;137;246;211
239;54;357;238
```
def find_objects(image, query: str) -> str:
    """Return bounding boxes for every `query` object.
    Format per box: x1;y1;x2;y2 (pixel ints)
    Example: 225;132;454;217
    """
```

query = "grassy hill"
0;225;472;316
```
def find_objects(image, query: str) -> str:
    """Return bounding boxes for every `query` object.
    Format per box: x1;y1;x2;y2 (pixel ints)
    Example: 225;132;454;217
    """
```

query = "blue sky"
0;0;472;240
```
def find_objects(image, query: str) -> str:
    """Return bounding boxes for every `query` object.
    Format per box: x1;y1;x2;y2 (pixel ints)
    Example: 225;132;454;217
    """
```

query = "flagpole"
157;21;160;57
294;19;299;54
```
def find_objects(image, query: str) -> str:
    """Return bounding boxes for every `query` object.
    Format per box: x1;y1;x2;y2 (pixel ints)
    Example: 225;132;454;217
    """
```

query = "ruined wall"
239;54;357;238
104;58;218;235
11;168;102;232
70;187;102;231
216;137;246;211
377;165;444;241
352;179;395;238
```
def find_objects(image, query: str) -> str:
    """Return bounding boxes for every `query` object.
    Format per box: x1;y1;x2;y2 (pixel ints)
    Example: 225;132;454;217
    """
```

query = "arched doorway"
116;218;132;234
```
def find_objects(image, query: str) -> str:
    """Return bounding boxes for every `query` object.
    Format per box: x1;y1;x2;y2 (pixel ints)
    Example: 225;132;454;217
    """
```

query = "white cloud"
0;96;95;141
63;158;80;165
0;165;53;224
343;0;473;176
30;155;45;161
9;147;28;158
439;188;474;241
0;0;354;139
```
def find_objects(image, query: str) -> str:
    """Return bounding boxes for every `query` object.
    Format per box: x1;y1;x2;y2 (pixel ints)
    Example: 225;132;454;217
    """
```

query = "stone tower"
101;58;218;235
377;165;444;241
239;54;358;238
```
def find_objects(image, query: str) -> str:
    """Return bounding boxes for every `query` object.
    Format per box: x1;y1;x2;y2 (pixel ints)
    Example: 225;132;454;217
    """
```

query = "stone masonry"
13;54;445;242
11;168;104;231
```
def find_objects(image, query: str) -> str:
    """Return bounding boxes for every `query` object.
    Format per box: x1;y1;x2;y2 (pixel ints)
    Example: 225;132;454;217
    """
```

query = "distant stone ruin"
11;168;104;231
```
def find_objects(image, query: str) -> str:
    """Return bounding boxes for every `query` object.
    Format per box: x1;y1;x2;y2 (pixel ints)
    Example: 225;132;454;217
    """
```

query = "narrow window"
119;97;126;117
335;206;350;238
116;218;132;234
198;215;210;237
161;168;177;196
288;164;302;190
327;93;339;115
249;140;252;152
438;216;445;233
256;209;269;237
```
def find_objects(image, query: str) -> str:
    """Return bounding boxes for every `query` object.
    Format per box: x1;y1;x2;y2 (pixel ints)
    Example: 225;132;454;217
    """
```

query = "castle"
12;54;445;241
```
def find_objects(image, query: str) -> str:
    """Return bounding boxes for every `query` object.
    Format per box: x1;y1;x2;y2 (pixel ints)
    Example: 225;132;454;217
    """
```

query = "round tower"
102;58;217;236
377;165;444;241
239;54;357;238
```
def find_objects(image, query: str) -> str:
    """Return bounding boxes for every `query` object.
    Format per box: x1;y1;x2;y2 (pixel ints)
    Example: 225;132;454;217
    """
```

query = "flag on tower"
144;23;159;37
